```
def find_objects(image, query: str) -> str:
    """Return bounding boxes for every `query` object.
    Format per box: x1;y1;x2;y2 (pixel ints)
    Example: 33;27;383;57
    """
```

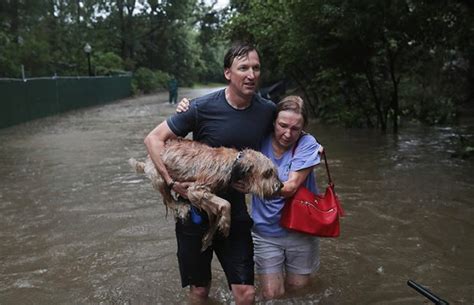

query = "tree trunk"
391;85;399;133
76;0;81;24
117;0;128;59
291;67;319;117
9;0;20;41
290;72;317;117
341;74;375;128
365;64;387;132
388;51;400;133
124;0;136;60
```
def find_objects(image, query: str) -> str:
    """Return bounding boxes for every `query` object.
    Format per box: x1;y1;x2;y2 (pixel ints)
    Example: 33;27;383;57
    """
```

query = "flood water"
0;88;473;305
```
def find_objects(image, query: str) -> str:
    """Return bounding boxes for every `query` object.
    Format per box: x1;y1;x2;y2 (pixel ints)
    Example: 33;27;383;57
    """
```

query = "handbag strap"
291;135;343;217
291;134;333;185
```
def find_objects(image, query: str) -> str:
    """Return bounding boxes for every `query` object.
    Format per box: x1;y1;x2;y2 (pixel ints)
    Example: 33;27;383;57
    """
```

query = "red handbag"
280;141;344;237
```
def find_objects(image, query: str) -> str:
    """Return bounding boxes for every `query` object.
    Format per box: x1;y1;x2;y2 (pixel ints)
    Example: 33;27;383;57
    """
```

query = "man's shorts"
252;231;320;275
175;215;254;288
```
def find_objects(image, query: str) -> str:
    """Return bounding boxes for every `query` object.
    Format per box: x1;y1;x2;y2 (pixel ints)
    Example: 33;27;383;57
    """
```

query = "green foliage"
94;52;126;76
0;0;225;84
0;33;19;77
422;97;457;125
132;67;170;94
1;0;471;131
225;0;473;132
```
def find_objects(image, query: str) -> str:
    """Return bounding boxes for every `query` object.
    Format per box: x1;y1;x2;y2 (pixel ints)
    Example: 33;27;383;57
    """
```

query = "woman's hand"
176;98;190;113
279;180;299;198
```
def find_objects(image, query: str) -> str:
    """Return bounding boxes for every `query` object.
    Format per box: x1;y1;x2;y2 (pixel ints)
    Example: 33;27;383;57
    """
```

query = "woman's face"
273;110;304;150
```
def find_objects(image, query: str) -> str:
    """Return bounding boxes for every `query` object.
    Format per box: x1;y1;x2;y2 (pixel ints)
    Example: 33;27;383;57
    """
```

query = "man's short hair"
224;42;259;69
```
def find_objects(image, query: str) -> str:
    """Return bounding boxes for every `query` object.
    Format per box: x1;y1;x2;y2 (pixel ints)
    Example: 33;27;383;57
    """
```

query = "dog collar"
230;151;244;182
235;151;243;162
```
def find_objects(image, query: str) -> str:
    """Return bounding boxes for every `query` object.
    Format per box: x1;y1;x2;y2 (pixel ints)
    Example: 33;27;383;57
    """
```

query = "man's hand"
172;181;193;199
176;98;190;113
231;180;249;193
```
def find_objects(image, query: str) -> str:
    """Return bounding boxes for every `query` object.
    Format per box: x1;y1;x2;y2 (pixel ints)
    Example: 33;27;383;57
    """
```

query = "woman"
251;95;323;300
175;95;322;300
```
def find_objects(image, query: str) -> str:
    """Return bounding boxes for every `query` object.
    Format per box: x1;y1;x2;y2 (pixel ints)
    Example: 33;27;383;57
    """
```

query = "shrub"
153;70;171;89
94;52;126;75
132;67;171;94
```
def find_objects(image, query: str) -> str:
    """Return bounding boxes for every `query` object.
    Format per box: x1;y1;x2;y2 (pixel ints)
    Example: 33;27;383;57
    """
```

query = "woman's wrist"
167;179;175;189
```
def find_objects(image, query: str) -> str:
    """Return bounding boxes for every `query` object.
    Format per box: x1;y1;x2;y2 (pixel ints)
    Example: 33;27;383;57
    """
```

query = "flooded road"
1;88;473;304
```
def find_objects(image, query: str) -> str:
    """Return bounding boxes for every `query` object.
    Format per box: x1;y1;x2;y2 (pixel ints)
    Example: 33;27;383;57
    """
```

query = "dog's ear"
231;163;254;182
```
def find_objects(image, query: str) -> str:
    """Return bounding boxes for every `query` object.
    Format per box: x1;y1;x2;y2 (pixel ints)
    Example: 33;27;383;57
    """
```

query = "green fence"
0;75;132;129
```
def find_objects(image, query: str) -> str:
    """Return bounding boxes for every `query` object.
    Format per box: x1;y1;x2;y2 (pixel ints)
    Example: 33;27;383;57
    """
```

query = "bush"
132;68;155;94
94;52;126;76
153;70;171;89
132;67;171;94
419;97;457;125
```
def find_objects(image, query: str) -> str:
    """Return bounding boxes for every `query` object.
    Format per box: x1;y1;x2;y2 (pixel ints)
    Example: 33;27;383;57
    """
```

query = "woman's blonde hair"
276;95;308;127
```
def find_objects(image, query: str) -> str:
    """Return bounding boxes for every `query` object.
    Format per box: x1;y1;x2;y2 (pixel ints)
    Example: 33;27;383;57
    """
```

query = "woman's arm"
280;167;314;198
280;141;324;198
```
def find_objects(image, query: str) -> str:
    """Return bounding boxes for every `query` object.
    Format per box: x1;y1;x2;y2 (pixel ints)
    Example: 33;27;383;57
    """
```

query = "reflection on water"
307;124;474;305
0;90;473;304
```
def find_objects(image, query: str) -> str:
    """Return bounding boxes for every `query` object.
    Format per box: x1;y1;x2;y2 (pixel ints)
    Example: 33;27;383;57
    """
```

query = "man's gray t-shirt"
166;89;275;221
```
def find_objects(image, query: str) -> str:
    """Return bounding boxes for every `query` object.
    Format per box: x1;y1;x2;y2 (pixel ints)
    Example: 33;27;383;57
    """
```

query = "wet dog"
129;138;283;250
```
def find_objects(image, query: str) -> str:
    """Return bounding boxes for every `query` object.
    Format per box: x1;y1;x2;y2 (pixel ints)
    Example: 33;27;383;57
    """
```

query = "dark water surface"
1;88;473;304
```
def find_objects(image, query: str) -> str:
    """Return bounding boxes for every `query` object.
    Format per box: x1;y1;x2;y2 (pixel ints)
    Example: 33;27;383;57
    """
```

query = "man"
144;43;275;305
168;77;178;104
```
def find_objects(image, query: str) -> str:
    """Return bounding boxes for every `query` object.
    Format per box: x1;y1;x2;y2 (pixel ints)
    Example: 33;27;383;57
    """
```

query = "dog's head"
236;149;283;199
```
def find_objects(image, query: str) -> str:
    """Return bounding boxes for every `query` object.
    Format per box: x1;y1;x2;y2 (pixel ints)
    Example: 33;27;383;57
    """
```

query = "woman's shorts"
252;231;320;275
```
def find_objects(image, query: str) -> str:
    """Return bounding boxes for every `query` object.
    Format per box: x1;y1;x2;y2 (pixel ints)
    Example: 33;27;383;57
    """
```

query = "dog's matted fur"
129;138;283;250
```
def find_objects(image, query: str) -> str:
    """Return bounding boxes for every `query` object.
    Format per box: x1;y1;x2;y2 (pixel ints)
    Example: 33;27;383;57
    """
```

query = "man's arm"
144;121;188;197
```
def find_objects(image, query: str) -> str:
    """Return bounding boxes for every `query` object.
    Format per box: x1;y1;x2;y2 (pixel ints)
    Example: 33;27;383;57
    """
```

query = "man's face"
224;50;261;97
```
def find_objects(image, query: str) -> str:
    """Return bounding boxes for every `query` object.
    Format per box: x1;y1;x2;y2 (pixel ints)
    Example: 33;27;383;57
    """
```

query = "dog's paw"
217;217;230;237
201;234;213;252
128;158;145;173
175;204;190;220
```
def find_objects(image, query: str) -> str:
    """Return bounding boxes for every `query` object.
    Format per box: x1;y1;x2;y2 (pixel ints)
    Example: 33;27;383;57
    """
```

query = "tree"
224;0;473;132
0;0;226;84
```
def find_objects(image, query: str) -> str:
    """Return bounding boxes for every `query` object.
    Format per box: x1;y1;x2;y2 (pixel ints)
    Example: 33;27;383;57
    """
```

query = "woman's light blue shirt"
251;134;321;237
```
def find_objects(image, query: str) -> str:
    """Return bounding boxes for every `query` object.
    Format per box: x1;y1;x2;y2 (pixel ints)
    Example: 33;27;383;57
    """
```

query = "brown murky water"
1;88;473;305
